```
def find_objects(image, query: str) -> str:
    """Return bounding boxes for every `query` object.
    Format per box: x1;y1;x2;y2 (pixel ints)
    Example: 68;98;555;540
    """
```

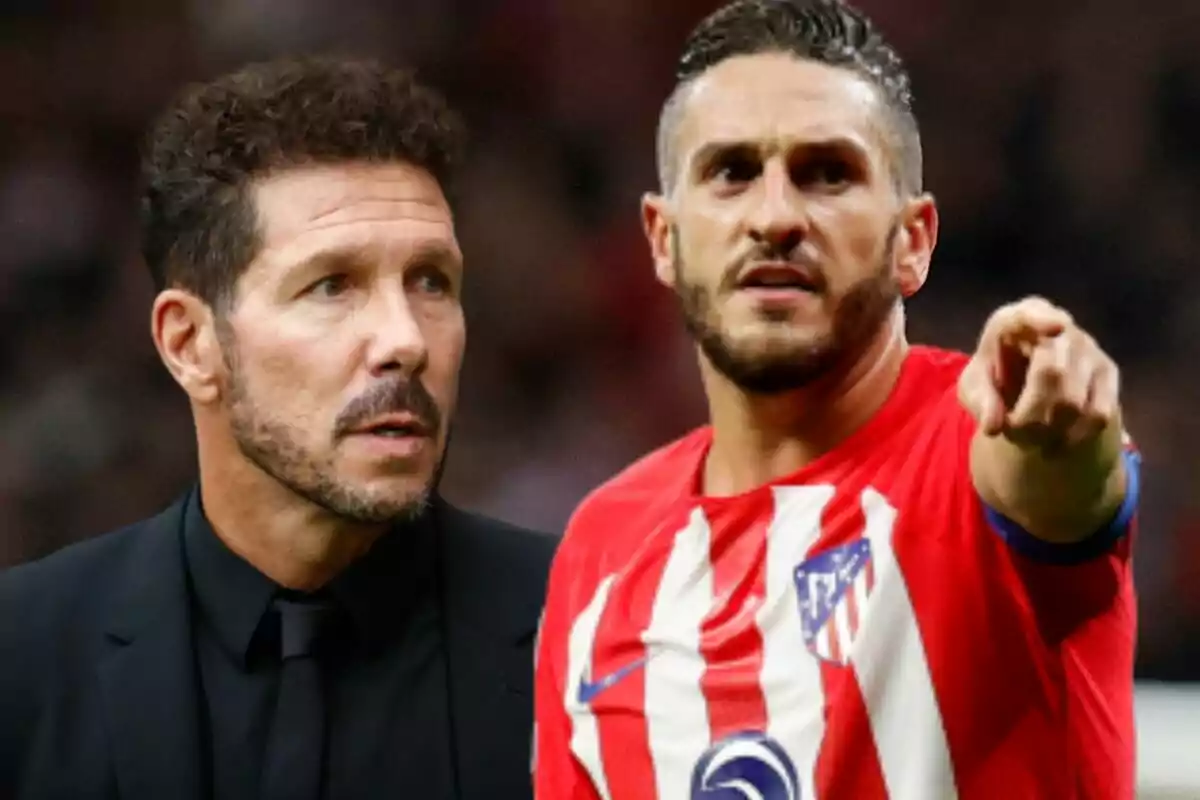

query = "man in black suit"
0;57;556;800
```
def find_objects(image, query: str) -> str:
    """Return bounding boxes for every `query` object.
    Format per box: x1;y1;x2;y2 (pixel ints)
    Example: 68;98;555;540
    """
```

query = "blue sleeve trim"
983;448;1141;565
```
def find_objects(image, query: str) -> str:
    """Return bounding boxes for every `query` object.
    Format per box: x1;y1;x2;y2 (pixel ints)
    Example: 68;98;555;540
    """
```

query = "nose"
747;158;808;255
364;288;428;378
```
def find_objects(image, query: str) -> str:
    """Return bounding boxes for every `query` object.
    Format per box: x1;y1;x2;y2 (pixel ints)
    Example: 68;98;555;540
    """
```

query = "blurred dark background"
0;0;1196;684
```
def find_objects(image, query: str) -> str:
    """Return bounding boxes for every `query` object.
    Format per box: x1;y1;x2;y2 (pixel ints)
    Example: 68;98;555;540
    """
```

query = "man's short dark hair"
657;0;921;196
139;56;466;306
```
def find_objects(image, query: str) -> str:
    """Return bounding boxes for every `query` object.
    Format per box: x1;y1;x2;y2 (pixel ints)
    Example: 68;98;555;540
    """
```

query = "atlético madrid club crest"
793;539;875;665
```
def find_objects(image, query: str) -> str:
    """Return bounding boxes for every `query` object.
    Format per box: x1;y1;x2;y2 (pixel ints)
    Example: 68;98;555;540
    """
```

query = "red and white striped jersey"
534;346;1140;800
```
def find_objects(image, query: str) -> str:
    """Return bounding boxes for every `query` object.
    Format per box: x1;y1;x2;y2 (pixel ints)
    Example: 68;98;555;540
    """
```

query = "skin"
151;162;466;590
642;52;1125;542
959;298;1126;542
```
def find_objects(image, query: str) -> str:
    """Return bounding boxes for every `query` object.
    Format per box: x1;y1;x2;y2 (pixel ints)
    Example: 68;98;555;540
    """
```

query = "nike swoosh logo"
577;657;647;704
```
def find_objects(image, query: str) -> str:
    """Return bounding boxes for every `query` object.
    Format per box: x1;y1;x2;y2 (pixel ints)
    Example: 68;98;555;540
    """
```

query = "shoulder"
907;344;971;391
0;519;153;624
435;499;557;633
436;499;557;573
890;345;977;452
549;427;708;581
570;427;708;528
0;504;181;697
0;495;187;616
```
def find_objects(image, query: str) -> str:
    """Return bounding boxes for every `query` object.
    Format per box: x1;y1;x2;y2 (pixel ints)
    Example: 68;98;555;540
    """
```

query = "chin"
732;328;830;361
342;481;433;524
361;469;434;499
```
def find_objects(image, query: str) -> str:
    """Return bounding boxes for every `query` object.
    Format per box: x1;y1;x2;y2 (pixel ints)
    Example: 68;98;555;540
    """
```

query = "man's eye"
307;274;350;298
713;156;761;185
798;159;853;188
412;269;452;296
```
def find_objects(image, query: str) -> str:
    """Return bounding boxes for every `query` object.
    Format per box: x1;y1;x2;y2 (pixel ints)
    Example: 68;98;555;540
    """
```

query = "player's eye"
305;274;351;299
709;151;761;187
794;158;853;190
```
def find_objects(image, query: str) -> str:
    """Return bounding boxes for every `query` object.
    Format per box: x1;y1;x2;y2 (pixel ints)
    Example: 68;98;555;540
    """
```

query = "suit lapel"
97;493;205;800
436;501;543;799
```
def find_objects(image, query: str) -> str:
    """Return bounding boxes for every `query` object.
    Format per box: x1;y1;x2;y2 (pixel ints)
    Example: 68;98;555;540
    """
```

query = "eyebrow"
291;241;462;276
292;245;372;276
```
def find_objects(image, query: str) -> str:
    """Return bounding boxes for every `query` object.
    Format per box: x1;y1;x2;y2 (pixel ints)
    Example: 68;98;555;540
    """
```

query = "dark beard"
219;325;438;525
674;229;900;395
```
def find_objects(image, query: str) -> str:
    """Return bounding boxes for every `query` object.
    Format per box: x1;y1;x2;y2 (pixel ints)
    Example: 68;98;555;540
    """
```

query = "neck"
195;431;389;592
701;306;909;497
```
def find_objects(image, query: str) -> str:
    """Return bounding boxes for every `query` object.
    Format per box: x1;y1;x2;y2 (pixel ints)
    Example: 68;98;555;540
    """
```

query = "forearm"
970;416;1127;543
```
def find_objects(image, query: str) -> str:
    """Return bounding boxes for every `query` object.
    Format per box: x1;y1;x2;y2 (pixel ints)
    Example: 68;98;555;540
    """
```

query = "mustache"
333;377;442;438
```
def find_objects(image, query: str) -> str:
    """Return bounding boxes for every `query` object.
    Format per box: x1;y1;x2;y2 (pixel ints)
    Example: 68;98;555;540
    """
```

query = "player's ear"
151;289;226;405
893;193;938;298
641;192;678;289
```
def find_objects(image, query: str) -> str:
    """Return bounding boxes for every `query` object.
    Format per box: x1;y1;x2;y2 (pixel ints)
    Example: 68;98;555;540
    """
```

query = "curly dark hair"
657;0;921;196
139;56;466;306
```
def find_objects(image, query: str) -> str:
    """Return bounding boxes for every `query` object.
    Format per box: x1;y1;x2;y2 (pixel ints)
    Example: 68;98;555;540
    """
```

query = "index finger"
980;301;1071;357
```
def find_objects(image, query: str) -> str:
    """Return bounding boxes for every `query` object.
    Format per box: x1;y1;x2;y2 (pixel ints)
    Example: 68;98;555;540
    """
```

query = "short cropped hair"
139;56;466;306
657;0;921;196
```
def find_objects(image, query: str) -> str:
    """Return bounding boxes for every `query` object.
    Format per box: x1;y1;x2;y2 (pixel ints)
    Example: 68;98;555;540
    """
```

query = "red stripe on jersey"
589;535;674;800
811;483;887;797
827;614;844;664
814;663;889;799
698;502;771;739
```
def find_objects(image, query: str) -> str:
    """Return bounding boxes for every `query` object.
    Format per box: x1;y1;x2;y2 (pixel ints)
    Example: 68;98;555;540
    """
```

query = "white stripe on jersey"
834;587;855;660
852;568;871;630
816;624;834;663
565;575;616;800
642;507;715;800
759;485;837;800
854;488;957;799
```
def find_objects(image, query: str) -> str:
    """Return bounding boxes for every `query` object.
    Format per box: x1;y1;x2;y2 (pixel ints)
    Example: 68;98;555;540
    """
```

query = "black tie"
261;596;337;800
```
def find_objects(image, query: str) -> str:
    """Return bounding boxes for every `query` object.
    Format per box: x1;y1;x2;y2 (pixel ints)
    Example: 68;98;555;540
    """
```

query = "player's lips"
736;261;823;293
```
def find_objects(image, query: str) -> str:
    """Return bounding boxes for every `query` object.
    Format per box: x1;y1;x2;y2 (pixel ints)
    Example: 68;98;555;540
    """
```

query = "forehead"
676;52;885;160
250;162;457;267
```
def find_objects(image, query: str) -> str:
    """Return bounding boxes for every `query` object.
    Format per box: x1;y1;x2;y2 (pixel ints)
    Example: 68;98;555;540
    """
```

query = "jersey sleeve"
534;544;603;800
937;395;1138;797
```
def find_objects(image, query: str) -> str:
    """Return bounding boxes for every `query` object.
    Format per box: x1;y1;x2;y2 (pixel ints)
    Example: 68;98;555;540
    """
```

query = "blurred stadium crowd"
0;0;1196;681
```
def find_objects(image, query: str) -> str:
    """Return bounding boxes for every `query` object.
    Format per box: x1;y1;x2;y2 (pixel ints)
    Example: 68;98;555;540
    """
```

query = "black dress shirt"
183;499;457;800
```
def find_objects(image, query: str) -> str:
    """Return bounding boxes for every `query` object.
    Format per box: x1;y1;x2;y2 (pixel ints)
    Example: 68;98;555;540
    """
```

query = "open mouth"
365;425;423;438
736;263;821;293
356;418;430;438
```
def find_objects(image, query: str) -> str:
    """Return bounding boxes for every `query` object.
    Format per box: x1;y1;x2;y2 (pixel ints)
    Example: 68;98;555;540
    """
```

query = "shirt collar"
183;492;439;663
183;495;276;667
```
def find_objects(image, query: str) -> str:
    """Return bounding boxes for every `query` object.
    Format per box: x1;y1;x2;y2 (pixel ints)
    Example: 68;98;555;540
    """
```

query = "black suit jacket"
0;489;557;800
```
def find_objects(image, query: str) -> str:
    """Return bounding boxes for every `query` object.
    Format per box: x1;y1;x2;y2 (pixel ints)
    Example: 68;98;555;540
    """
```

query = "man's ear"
150;289;226;404
892;193;939;299
641;192;678;288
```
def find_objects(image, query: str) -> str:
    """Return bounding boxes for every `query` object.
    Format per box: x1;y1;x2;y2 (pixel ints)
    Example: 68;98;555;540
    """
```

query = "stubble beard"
219;328;435;526
673;228;901;395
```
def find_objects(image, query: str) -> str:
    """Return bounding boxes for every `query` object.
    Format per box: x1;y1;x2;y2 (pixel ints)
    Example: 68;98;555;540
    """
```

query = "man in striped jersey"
534;1;1141;798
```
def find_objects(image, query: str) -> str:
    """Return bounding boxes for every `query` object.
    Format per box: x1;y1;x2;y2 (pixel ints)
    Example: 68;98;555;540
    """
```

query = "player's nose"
747;158;808;255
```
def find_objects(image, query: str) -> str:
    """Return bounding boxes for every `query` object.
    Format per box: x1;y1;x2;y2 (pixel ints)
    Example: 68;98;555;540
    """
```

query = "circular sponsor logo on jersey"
690;731;800;800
